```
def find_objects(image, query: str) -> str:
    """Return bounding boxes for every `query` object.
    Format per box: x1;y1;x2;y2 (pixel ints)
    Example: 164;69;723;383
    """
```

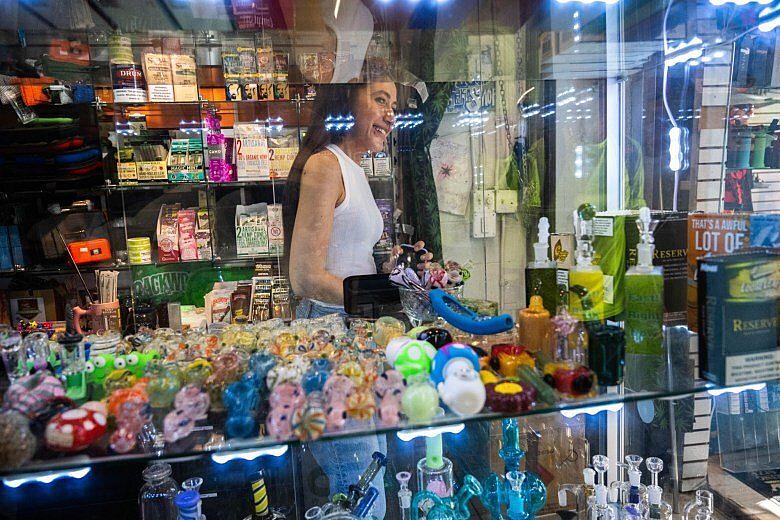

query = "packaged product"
234;123;269;181
156;204;181;263
142;53;174;102
267;204;284;255
177;209;198;261
170;54;198;101
235;203;269;256
687;212;750;331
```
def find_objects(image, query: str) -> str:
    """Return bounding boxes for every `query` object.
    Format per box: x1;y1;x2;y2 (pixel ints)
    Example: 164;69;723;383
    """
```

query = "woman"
283;75;430;515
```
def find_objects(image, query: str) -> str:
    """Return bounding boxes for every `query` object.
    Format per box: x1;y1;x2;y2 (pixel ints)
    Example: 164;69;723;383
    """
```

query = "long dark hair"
282;83;363;276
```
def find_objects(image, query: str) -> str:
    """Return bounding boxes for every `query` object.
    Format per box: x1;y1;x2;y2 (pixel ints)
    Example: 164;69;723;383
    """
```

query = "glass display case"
0;0;778;518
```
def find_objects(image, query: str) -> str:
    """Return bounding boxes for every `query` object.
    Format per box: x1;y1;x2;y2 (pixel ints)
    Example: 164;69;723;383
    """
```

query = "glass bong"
479;418;547;519
411;474;483;520
682;489;714;520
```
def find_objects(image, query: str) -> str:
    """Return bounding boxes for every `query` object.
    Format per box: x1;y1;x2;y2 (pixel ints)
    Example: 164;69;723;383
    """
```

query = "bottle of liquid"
58;331;87;402
625;207;663;356
525;216;558;315
518;295;551;354
569;203;604;321
140;463;180;520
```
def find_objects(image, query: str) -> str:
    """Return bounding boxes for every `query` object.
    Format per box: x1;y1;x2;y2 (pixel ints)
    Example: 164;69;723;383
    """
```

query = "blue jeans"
297;299;387;517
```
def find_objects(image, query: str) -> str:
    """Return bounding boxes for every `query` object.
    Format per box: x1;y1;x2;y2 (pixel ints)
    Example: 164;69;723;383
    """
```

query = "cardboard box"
698;250;779;385
626;211;688;325
687;213;750;331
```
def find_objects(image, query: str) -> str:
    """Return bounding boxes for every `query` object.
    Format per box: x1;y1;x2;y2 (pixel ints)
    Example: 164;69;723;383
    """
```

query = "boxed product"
687;213;750;331
117;147;137;183
135;144;168;181
195;208;212;260
157;204;181;262
250;262;273;322
236;203;269;256
238;43;258;100
234;123;269;181
750;213;780;248
221;40;242;100
142;53;174;102
373;152;391;176
271;275;292;320
205;285;235;324
592;211;630;319
360;153;373;176
267;204;284;255
231;282;252;323
167;139;204;182
698;250;779;386
626;211;688;325
375;199;394;251
170;54;198;102
269;146;298;178
256;38;274;80
177;208;198;261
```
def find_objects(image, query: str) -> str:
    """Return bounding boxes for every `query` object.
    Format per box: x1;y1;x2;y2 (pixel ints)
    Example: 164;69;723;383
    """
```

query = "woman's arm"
288;152;346;305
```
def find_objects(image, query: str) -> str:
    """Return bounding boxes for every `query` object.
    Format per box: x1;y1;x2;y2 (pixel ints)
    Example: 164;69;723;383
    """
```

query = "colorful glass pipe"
412;474;483;520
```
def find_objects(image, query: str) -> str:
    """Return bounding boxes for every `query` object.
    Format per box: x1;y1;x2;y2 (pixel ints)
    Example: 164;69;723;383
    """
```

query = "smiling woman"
282;76;399;311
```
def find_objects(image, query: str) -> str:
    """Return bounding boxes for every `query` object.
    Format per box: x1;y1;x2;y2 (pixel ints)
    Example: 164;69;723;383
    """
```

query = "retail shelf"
104;179;285;191
0;378;729;478
725;166;780;172
0;264;129;277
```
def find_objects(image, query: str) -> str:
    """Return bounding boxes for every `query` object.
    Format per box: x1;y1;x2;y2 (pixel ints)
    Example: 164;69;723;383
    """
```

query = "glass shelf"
0;263;130;277
0;378;728;478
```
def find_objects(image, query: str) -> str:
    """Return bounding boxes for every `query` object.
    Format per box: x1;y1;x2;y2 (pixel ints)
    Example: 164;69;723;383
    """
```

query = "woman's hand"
381;241;434;275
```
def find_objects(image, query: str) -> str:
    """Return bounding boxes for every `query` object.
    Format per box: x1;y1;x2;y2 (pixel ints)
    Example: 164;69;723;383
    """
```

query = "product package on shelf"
238;42;259;100
267;204;284;255
167;139;204;182
236;203;269;256
360;152;373;176
250;262;273;322
195;208;212;260
268;141;297;178
221;40;243;101
177;209;198;261
698;249;779;386
373;152;391;176
135;144;168;182
750;213;780;248
157;204;181;263
170;54;198;102
109;34;147;103
271;274;292;320
626;211;688;325
273;52;289;100
687;212;751;332
117;146;137;184
142;53;174;102
205;281;237;324
299;53;320;83
375;199;394;252
552;232;575;291
231;282;252;323
256;37;274;82
234;123;269;181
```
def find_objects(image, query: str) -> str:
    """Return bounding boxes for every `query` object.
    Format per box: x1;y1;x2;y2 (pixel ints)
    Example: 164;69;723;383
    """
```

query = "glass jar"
1;332;26;383
85;330;122;355
22;332;51;372
139;463;179;520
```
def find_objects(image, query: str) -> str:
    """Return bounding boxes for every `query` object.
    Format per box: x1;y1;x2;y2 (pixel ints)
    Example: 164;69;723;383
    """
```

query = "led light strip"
211;445;288;464
707;383;766;397
3;467;91;488
396;423;465;442
560;402;624;418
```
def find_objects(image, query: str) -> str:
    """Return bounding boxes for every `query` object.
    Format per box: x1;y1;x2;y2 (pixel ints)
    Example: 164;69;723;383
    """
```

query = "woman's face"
348;81;397;153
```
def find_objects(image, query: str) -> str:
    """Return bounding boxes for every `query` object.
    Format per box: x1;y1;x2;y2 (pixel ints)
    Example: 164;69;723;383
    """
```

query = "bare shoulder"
303;149;340;178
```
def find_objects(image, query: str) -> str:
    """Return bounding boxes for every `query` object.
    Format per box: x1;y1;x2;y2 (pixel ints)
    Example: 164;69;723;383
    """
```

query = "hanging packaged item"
177;209;198;261
235;203;269;256
234;123;269;181
698;250;779;386
268;144;297;178
267;204;284;255
170;54;198;102
142;53;174;102
250;262;273;322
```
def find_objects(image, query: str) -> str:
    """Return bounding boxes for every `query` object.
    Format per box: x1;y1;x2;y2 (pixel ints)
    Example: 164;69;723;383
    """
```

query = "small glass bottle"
140;463;180;520
569;203;604;321
1;332;27;383
682;489;714;520
525;216;558;315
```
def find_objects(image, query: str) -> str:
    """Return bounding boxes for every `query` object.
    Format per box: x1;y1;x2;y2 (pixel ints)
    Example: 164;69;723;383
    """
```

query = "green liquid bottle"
525;216;558;315
569;203;604;321
625;207;663;356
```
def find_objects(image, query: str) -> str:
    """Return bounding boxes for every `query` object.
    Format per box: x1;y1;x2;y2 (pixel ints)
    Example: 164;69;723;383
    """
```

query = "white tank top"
322;144;383;281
